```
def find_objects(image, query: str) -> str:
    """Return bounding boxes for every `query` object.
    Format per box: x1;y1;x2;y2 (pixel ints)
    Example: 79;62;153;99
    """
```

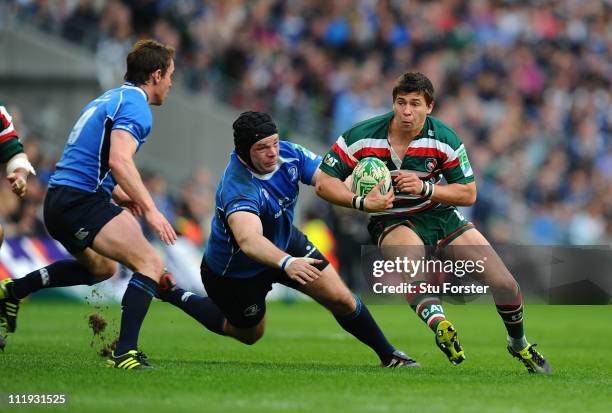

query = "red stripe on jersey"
406;147;448;160
0;130;17;143
354;147;390;159
0;113;10;130
331;143;357;168
441;158;459;170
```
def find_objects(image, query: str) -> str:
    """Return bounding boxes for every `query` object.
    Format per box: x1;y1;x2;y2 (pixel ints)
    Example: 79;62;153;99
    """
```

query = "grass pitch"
1;300;610;413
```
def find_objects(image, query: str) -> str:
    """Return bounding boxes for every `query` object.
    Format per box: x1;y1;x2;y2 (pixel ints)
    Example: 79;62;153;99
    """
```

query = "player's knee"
90;260;118;283
236;328;264;346
0;224;4;248
491;276;519;297
326;292;356;316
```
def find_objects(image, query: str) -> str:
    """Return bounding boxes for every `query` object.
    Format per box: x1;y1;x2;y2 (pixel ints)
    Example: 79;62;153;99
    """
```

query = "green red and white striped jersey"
0;106;25;163
320;112;474;216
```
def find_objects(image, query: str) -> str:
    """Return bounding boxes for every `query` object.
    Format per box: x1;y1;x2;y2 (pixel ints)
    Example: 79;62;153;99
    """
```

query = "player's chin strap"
6;154;36;176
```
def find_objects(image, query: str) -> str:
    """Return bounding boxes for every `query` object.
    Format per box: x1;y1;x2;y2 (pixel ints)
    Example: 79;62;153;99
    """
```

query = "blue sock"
11;260;97;299
158;287;226;336
334;295;396;363
116;273;157;355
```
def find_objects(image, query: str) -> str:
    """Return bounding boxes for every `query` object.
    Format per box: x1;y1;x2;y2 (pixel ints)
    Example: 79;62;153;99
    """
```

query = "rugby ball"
351;157;392;196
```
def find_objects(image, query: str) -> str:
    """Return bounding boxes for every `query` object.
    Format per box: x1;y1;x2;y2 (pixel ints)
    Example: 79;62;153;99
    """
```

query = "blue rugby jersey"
48;82;151;197
205;141;322;278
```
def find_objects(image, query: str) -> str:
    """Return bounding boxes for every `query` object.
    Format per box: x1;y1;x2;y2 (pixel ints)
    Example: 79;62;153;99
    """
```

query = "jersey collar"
122;82;148;101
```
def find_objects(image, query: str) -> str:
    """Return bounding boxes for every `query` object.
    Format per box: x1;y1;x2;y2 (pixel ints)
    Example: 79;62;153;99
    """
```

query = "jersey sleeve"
222;178;263;219
441;143;474;184
290;143;322;185
319;135;357;181
112;93;152;148
0;106;25;163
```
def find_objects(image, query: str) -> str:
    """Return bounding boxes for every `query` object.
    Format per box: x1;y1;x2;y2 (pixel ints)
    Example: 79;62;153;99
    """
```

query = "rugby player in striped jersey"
0;105;36;348
316;72;551;374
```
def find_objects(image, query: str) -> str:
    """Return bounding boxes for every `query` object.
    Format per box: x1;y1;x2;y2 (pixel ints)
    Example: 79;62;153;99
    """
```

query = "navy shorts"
44;186;123;254
201;227;329;328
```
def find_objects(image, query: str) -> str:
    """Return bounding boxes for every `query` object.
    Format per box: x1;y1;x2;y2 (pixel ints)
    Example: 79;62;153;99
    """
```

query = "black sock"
11;260;97;299
115;273;157;355
334;295;396;364
159;287;226;335
493;283;525;340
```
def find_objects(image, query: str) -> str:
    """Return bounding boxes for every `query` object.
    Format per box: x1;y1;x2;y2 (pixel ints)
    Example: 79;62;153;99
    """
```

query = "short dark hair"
392;72;434;105
124;39;175;86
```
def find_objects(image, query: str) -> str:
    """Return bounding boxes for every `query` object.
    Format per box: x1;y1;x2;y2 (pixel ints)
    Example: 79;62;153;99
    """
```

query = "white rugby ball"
351;157;392;196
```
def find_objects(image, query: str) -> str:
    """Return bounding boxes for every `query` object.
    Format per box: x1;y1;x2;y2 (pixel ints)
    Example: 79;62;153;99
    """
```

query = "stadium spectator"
2;0;610;249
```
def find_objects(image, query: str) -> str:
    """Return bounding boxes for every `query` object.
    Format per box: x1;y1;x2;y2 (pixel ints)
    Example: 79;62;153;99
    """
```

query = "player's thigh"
445;228;516;291
378;224;427;282
295;264;356;316
90;210;163;278
73;247;118;281
201;262;270;332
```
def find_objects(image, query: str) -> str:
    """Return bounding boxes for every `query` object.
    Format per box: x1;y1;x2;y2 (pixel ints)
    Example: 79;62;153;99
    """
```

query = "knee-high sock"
115;273;157;355
405;281;447;332
334;295;396;364
158;287;226;336
494;284;526;348
11;260;98;299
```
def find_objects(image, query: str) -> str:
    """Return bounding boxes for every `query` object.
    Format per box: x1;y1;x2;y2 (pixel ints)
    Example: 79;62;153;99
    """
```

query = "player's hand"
284;257;323;285
6;170;28;197
393;171;423;195
123;201;145;217
114;195;144;217
144;208;177;245
363;180;394;212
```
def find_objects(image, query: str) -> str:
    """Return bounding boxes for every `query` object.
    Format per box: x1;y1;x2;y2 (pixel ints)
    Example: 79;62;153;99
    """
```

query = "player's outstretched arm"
109;129;176;245
228;211;322;285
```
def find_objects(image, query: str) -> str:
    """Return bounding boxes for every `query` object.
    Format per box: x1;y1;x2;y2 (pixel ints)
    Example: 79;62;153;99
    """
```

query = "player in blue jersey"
0;40;176;369
156;111;419;367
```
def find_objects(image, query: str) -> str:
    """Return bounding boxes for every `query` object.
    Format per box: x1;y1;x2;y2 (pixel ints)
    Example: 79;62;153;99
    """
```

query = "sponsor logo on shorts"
40;268;50;286
74;228;89;241
243;304;261;317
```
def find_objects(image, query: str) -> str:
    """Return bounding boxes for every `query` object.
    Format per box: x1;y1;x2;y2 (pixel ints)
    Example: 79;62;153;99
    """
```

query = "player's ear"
427;100;435;114
151;69;162;84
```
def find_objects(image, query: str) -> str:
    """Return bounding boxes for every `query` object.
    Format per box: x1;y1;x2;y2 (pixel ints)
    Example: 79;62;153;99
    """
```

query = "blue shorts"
44;186;123;254
201;227;329;328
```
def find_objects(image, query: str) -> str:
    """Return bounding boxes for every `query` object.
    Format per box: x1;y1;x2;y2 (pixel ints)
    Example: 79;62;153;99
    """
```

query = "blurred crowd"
2;0;611;251
0;105;215;247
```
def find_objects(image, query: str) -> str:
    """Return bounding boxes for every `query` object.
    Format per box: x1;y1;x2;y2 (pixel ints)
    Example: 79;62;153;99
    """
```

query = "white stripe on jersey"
346;137;389;155
336;136;358;163
409;138;457;161
0;123;15;138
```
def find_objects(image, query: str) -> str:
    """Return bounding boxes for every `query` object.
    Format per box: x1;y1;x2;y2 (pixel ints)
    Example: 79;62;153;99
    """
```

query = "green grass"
2;300;611;413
